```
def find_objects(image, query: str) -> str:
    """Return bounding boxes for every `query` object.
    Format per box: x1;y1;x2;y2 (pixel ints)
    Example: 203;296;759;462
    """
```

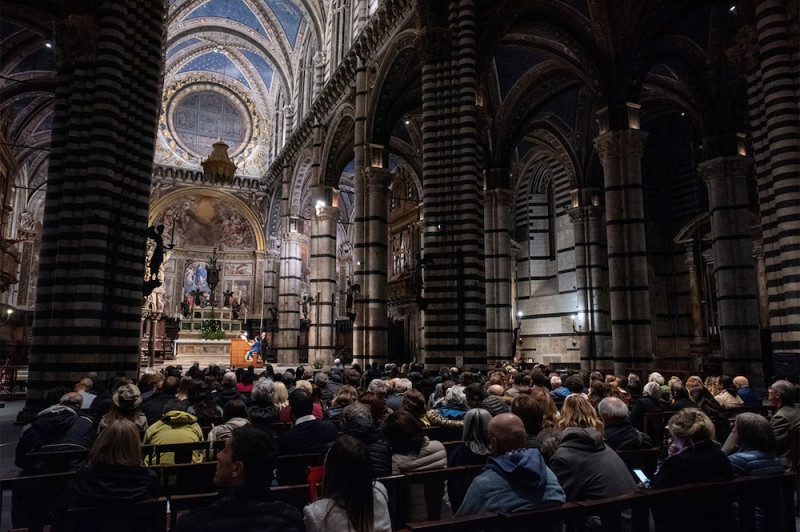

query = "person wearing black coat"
337;406;392;477
629;382;664;430
597;397;653;451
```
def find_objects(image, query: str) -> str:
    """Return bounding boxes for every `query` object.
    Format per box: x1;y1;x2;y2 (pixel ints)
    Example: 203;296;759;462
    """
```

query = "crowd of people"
14;360;800;531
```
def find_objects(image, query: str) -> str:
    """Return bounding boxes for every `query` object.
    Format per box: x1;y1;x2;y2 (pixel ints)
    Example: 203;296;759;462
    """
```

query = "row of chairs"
3;464;795;531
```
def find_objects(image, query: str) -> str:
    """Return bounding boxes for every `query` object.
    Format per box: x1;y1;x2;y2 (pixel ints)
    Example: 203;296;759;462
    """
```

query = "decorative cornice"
567;205;603;223
697;156;752;183
592;129;647;159
152;164;265;191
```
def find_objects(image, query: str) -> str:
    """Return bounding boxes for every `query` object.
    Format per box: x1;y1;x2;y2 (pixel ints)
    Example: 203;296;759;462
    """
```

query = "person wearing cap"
98;383;148;437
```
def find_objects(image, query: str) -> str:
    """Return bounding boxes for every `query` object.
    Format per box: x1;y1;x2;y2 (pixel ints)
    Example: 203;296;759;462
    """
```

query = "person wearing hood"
143;400;204;464
15;392;95;475
548;425;637;501
455;413;565;516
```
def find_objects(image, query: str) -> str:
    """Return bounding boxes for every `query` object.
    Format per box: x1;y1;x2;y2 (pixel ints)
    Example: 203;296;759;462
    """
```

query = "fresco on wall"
153;194;256;250
183;261;210;312
223;279;251;319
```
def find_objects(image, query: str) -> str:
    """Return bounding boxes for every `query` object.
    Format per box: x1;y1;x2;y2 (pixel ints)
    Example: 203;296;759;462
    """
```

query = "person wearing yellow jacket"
143;400;204;464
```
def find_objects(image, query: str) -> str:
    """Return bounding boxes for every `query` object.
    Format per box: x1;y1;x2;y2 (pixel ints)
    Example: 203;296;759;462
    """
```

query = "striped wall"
747;0;800;361
420;0;486;367
276;167;303;364
25;0;167;408
484;185;513;367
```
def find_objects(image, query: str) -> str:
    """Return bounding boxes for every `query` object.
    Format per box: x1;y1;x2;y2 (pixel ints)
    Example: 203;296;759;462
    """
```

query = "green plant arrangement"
312;358;324;370
201;319;225;340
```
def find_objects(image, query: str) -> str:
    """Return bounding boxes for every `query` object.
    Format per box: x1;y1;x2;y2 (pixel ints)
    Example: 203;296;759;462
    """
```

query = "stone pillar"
568;197;610;371
276;230;305;365
25;0;167;409
354;0;368;35
593;126;653;375
309;204;339;362
753;245;769;331
352;56;369;367
264;251;280;310
283;105;295;144
685;245;710;360
744;1;800;359
484;186;514;368
699;156;762;382
360;167;390;363
419;0;486;368
313;52;326;100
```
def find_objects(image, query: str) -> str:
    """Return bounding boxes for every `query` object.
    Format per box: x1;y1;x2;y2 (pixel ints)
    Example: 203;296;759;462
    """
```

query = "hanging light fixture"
201;138;237;184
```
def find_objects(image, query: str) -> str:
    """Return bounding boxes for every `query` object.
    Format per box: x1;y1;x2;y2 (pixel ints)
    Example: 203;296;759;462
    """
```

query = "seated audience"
733;376;760;409
247;378;279;428
280;380;323;421
97;383;148;437
339;403;392;477
16;392;95;475
214;372;245;409
187;382;224;427
208;400;250;442
714;375;744;409
558;393;603;432
235;371;254;397
386;378;411;412
303;436;391;532
767;380;800;463
277;389;338;455
325;384;358;425
627;373;642;395
651;408;733;489
455;413;565;516
382;410;449;521
402;389;431;427
727;412;784;476
484;384;511;416
669;379;696;410
142;399;204;464
74;377;96;410
426;385;469;435
141;376;179;426
447;408;492;467
629;381;664;430
511;394;544;447
550;376;570;399
549;423;636;501
598;396;652;450
359;391;388;425
54;419;159;524
173;425;303;532
273;380;290;411
649;372;670;402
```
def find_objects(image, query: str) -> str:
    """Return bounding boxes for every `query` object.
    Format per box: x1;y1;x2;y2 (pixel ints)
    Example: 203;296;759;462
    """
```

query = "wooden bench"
0;471;76;530
142;440;221;465
62;497;168;532
400;512;499;531
159;461;218;497
275;452;324;486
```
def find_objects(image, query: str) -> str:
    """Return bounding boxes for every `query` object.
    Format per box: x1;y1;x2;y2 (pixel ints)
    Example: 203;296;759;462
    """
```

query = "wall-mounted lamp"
369;144;385;168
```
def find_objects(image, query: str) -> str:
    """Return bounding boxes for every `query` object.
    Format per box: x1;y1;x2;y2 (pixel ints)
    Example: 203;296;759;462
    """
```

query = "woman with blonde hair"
326;385;359;425
558;394;603;431
273;380;289;409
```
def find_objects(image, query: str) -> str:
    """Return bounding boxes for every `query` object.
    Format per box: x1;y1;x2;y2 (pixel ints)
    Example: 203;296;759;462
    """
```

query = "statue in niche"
223;289;234;308
345;280;360;321
412;254;433;311
144;225;166;297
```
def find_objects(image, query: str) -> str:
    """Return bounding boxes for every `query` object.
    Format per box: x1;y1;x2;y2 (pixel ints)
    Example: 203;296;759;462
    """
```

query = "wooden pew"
401;512;499;531
0;471;76;530
22;448;89;473
160;462;218;497
142;440;219;465
275;452;324;486
63;497;168;532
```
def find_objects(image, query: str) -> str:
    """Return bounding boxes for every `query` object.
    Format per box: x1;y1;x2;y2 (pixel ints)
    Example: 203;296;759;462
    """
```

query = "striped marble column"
352;57;370;367
484;187;514;367
746;0;800;361
309;204;339;362
25;0;167;409
283;105;295;142
568;201;611;371
276;229;305;366
593;128;653;375
313;52;326;100
420;0;486;368
264;251;280;310
699;156;762;382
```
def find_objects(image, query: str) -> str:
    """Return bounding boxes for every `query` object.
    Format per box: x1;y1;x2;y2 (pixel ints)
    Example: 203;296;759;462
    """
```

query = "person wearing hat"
98;383;148;437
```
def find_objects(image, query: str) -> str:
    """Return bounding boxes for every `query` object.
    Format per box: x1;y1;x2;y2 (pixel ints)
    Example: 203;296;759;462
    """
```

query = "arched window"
329;0;353;69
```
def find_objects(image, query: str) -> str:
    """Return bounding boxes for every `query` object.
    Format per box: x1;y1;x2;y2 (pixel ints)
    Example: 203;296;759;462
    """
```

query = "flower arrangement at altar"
201;319;225;340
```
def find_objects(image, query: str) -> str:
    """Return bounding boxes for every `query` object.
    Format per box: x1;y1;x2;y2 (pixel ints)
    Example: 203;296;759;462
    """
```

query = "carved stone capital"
593;129;647;159
363;167;391;191
314;205;340;222
567;206;603;223
313;51;327;67
697;156;752;184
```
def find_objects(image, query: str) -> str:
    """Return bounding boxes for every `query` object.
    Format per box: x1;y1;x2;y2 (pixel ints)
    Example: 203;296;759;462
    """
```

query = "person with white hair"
550;376;570;398
629;381;664;430
648;372;670;401
214;372;245;408
598;397;652;450
426;384;469;435
386;378;411;411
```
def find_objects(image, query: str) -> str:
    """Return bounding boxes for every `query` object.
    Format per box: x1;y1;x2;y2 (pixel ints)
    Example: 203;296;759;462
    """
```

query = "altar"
173;307;255;368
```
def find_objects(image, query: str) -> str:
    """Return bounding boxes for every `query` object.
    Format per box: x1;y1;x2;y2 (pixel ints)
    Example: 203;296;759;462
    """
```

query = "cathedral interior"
0;0;797;404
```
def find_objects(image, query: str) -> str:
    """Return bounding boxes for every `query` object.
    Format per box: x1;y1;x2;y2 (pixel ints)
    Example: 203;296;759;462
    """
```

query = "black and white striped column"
699;156;762;381
276;166;301;365
593;126;653;375
746;0;800;361
309;204;339;362
420;0;486;368
568;199;611;371
484;186;514;367
25;0;166;409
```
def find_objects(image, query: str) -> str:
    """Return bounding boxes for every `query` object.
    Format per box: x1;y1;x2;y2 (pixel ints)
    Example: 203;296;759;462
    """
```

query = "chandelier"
201;139;237;184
